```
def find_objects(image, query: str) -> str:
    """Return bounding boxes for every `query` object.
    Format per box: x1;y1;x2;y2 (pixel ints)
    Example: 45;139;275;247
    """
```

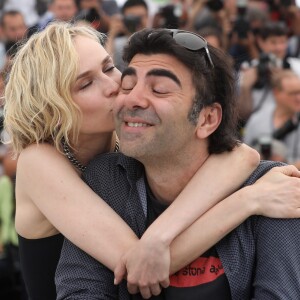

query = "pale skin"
16;34;260;278
14;35;300;299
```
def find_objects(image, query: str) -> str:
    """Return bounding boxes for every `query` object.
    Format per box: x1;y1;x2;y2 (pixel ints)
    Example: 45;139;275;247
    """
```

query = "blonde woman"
4;22;300;299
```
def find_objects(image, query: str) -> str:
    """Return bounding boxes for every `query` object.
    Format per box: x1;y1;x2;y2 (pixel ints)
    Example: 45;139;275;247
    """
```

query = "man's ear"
196;103;222;139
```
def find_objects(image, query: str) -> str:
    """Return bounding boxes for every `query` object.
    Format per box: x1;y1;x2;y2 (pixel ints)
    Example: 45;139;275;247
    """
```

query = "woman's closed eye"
104;65;115;73
80;80;93;90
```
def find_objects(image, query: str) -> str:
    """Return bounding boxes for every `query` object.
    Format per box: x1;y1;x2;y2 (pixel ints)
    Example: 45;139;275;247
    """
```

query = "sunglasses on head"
129;29;214;68
168;29;214;68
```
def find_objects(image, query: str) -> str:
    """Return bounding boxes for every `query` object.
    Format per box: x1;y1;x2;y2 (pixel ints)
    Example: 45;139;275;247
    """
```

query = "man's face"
275;76;300;114
51;0;78;22
79;0;98;9
114;53;198;161
258;35;288;60
123;5;149;31
2;14;27;42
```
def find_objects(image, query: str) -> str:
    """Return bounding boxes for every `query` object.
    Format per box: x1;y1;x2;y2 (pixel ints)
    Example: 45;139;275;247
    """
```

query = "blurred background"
1;0;300;298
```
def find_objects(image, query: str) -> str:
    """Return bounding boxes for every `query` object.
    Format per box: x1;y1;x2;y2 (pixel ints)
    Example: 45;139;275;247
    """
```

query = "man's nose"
123;84;149;110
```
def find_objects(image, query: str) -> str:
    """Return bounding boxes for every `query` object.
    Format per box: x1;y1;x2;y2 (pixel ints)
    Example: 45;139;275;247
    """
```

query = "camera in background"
123;14;141;33
153;4;187;29
253;136;287;162
232;0;250;39
252;53;280;89
206;0;224;12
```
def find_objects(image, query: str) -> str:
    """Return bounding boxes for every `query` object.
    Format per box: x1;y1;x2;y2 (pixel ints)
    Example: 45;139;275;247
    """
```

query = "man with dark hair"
106;0;149;71
238;21;291;123
28;0;79;36
56;28;300;299
244;69;300;167
0;10;27;73
0;10;27;55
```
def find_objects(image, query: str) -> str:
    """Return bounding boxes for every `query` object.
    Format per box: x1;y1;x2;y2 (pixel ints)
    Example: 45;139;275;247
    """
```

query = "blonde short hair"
4;21;105;155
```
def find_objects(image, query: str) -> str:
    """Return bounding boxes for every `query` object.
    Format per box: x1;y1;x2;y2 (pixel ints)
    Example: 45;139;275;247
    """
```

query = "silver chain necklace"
62;138;120;172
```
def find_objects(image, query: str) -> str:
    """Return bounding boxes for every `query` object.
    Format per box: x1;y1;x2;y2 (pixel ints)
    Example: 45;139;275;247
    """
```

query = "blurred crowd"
0;0;300;298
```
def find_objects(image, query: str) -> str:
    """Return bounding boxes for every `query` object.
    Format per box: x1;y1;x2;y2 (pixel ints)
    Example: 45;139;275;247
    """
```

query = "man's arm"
55;238;118;300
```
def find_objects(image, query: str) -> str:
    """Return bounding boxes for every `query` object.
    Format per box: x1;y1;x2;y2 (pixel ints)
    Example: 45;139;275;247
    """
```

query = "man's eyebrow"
147;69;181;87
121;67;181;87
121;67;136;81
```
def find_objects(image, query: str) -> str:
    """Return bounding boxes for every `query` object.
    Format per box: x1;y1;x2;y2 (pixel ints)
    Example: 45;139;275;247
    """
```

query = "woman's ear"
196;103;222;139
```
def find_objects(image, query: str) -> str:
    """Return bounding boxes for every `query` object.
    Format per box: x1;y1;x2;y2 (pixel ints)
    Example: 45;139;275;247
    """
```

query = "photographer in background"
228;1;270;71
237;21;291;124
0;10;28;72
184;0;232;50
27;0;79;37
152;1;188;29
76;0;120;33
244;69;300;168
105;0;149;72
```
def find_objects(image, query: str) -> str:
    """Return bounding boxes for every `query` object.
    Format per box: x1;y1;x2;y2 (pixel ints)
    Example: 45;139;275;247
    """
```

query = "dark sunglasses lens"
173;32;206;51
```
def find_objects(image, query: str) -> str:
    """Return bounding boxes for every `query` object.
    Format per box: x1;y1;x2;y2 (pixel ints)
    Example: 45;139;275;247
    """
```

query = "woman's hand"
114;236;170;299
249;165;300;218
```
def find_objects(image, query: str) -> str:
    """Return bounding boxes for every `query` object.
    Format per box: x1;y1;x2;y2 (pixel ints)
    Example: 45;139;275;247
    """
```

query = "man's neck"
143;150;209;205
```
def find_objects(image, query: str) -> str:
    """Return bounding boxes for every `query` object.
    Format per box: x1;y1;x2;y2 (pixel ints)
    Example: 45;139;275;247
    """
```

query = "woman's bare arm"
117;164;300;298
142;144;259;246
170;165;300;272
16;143;137;271
17;142;258;276
114;144;260;295
16;143;300;299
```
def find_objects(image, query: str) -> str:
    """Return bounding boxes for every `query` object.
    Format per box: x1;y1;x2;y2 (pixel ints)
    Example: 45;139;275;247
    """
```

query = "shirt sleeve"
252;217;300;299
55;238;118;300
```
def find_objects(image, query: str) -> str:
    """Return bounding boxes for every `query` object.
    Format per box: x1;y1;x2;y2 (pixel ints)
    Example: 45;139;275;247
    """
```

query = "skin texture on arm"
140;143;260;246
16;143;137;271
115;143;260;295
17;142;258;274
118;165;300;298
169;165;300;273
23;142;300;299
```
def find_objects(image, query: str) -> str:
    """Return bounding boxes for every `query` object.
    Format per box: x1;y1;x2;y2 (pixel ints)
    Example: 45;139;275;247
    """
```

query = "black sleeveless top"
18;233;64;300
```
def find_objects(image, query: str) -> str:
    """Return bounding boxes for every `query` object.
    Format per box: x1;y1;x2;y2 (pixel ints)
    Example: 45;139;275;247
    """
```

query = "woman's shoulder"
17;143;71;190
19;143;58;159
18;143;65;170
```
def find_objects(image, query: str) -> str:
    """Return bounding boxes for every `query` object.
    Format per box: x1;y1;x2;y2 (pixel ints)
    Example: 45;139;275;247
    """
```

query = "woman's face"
71;35;121;136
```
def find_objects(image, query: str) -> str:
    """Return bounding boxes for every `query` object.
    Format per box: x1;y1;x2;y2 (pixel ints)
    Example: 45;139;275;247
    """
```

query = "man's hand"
251;165;300;218
114;237;170;299
239;66;258;90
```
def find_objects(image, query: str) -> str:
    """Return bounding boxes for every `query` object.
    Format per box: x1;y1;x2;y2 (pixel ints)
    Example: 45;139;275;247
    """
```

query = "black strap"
295;35;300;58
251;87;270;115
272;113;300;140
